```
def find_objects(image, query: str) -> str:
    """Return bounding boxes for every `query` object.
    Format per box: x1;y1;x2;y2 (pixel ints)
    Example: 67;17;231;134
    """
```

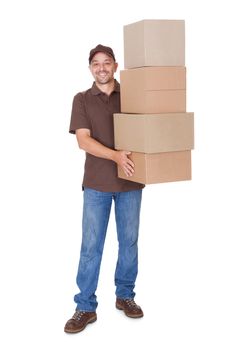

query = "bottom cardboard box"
118;151;191;184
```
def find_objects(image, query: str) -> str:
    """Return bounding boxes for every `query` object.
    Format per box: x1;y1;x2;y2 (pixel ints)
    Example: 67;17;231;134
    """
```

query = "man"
64;44;144;334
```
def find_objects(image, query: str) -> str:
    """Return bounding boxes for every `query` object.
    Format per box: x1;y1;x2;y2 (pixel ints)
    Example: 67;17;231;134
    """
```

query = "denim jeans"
74;188;142;312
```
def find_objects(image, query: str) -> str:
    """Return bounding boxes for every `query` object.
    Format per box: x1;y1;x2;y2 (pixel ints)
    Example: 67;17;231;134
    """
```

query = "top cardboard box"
124;19;185;68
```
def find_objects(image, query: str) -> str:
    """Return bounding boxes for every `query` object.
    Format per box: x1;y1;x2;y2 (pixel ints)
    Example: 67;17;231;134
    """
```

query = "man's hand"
113;150;134;177
75;129;135;177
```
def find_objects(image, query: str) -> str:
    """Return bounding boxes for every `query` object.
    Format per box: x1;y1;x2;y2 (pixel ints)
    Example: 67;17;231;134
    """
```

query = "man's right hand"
113;150;135;177
76;129;135;177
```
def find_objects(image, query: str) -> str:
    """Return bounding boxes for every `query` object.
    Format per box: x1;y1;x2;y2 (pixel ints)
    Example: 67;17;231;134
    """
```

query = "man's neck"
95;79;115;96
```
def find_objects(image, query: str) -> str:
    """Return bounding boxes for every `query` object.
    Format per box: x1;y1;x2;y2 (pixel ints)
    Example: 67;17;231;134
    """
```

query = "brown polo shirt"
69;80;144;192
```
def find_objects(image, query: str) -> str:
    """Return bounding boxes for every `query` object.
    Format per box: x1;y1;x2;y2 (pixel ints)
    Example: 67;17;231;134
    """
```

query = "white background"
0;0;233;349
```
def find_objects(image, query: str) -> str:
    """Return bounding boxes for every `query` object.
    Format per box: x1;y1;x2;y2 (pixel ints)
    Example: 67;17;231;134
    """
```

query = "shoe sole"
116;304;144;318
64;316;97;333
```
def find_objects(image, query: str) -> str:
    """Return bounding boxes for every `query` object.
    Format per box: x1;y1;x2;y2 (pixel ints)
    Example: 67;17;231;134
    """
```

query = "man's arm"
76;128;134;177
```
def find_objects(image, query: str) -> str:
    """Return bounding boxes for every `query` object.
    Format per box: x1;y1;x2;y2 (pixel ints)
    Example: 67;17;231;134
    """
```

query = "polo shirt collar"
91;80;120;95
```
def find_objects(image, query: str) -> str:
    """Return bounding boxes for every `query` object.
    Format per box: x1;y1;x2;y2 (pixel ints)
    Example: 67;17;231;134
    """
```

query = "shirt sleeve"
69;92;91;134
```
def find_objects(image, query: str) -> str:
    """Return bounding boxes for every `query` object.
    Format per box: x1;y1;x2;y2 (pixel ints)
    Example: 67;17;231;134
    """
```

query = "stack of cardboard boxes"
114;20;194;184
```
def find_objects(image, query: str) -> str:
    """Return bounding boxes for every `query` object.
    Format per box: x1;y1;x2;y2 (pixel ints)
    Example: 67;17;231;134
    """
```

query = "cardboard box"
118;151;191;184
124;19;185;68
114;112;194;153
120;67;186;113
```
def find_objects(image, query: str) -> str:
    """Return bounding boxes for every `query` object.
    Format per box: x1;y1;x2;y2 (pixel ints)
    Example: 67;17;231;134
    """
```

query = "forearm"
76;130;134;177
78;133;116;161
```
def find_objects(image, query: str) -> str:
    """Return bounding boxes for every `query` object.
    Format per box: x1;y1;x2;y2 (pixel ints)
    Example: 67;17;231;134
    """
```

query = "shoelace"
125;299;140;309
72;311;85;321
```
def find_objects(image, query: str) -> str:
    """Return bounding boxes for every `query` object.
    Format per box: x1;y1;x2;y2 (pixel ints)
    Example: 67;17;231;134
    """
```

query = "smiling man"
65;44;144;334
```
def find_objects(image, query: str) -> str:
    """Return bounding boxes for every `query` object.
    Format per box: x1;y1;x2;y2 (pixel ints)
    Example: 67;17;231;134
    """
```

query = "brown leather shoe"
116;298;144;318
64;310;97;333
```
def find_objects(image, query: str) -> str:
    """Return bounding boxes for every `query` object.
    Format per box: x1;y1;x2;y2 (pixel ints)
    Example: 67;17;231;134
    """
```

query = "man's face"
89;52;118;85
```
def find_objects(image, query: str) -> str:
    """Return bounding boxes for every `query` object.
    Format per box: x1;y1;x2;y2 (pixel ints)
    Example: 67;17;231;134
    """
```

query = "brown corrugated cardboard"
120;67;186;113
114;112;194;153
124;19;185;68
118;151;191;184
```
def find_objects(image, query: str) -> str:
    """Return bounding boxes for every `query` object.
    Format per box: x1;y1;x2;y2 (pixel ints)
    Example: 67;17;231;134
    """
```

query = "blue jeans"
74;188;142;312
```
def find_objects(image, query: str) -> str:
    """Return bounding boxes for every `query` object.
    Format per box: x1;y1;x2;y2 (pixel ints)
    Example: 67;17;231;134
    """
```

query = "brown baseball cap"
89;44;116;64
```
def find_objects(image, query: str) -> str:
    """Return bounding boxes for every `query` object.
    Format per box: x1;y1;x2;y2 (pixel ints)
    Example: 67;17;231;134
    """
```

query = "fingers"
122;151;134;177
123;163;134;177
114;150;135;177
